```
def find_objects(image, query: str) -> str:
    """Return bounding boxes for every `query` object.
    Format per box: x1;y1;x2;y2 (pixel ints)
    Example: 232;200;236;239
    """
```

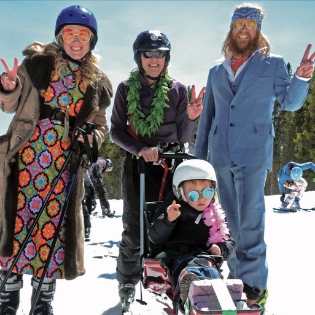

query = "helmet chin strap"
143;73;160;81
139;62;167;81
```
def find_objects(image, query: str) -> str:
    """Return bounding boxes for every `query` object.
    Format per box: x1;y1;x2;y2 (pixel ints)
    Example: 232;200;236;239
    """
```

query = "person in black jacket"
82;171;96;241
87;157;115;218
149;159;235;307
82;158;114;241
110;30;205;306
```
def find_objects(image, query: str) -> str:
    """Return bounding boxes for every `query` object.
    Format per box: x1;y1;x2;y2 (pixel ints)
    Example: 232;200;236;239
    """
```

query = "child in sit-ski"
148;159;236;306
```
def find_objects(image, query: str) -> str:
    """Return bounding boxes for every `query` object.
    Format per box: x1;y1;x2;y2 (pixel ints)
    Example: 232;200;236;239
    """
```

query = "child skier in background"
149;159;236;308
278;161;315;209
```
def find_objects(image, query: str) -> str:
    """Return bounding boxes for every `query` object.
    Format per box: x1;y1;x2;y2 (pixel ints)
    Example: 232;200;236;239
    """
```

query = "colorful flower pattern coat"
0;43;112;280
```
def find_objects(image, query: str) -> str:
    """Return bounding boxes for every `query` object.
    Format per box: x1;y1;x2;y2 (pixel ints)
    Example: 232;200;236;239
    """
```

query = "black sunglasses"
141;51;166;58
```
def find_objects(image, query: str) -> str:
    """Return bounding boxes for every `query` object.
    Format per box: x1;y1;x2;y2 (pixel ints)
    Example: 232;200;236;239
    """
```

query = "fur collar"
24;53;55;90
21;43;113;142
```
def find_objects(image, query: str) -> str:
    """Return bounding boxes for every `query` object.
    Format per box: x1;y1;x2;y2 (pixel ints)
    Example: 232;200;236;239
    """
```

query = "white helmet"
172;159;217;200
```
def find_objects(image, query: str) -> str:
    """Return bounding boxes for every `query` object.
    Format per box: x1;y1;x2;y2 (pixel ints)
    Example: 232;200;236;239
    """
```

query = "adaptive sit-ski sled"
133;153;262;315
0;122;98;315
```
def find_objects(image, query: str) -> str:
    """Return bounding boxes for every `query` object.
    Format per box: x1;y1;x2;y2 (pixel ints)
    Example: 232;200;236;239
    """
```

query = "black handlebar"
158;153;196;159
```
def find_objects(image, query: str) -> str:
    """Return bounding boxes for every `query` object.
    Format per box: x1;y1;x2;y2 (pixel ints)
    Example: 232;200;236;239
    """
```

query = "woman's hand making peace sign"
187;85;206;121
0;58;18;91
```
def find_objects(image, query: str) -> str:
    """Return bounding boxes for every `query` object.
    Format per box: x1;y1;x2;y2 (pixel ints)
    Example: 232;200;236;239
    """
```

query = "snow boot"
119;283;135;312
179;272;198;304
293;197;301;209
281;200;294;210
280;202;289;209
101;207;115;218
247;289;268;312
31;277;55;315
0;271;23;315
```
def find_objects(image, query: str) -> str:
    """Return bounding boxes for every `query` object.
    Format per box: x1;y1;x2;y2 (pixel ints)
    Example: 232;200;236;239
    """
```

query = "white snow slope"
16;192;315;315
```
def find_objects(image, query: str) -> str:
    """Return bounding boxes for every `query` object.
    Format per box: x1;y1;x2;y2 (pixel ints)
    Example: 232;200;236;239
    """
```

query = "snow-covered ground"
16;192;315;315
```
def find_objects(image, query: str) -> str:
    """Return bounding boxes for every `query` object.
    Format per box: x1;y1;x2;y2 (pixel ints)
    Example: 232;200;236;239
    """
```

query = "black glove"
280;193;285;202
285;181;293;187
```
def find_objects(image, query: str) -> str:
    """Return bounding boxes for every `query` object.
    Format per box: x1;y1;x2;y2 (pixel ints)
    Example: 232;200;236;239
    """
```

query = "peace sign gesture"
296;44;315;79
0;58;18;91
187;85;206;121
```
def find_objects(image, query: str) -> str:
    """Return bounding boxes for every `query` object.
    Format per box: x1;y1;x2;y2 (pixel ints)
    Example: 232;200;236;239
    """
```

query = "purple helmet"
55;5;98;50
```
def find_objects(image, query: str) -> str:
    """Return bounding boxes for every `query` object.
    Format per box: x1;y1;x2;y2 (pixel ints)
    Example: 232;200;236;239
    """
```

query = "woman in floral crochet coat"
0;5;112;315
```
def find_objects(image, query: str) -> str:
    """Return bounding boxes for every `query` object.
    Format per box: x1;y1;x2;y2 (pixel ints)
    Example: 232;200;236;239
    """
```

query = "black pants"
82;195;93;229
116;156;174;285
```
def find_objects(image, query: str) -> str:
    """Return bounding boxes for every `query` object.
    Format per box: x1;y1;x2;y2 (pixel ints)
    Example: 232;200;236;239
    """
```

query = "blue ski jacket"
278;161;315;193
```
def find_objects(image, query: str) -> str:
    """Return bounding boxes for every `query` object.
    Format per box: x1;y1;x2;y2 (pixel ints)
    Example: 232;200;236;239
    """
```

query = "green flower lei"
126;70;172;137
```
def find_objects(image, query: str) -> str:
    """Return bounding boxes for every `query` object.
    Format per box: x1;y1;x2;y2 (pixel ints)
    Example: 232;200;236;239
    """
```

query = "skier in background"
87;157;115;218
82;170;96;241
278;161;315;209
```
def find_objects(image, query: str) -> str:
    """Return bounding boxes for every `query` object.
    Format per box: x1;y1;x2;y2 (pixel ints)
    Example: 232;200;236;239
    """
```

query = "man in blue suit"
194;3;315;310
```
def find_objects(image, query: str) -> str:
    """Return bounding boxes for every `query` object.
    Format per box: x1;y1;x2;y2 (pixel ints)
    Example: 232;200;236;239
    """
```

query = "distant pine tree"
98;132;125;199
293;70;315;191
265;62;309;195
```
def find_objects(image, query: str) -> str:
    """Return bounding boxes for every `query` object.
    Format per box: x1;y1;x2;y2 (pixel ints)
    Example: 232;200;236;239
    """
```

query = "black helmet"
133;30;171;70
55;5;98;50
106;159;113;172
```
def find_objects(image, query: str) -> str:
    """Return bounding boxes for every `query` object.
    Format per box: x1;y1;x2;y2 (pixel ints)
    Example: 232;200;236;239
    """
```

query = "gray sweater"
110;73;197;155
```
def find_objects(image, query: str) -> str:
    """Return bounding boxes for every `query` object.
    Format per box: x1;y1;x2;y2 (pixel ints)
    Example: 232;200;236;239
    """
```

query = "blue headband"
231;7;262;30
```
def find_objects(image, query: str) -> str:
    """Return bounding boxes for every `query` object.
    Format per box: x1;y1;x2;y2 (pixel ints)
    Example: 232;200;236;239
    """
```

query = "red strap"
127;114;138;140
158;159;169;201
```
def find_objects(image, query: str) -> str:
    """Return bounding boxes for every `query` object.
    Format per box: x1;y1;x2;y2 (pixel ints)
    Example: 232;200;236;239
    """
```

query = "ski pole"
139;157;145;259
0;126;86;295
29;123;95;315
136;157;148;306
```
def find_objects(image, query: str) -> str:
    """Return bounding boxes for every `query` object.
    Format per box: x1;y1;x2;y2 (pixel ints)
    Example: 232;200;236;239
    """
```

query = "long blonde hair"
221;2;270;58
26;32;101;88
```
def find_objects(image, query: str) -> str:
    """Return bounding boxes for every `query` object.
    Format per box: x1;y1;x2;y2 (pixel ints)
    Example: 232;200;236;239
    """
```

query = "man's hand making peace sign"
296;44;315;79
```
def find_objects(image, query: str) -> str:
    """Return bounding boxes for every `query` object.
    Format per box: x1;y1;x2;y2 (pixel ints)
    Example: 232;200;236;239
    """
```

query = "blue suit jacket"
195;53;310;171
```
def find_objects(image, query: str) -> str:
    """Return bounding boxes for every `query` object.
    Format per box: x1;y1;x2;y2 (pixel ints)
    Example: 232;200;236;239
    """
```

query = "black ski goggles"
141;51;166;58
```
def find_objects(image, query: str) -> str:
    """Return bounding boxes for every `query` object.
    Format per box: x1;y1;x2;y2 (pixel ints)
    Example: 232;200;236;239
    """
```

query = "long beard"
229;33;259;57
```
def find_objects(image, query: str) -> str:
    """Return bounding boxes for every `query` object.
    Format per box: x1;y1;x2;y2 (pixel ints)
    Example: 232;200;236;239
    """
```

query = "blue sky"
1;0;314;134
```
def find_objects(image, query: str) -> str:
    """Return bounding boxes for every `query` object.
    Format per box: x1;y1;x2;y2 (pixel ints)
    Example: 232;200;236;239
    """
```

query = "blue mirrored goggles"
187;188;214;201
